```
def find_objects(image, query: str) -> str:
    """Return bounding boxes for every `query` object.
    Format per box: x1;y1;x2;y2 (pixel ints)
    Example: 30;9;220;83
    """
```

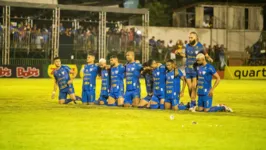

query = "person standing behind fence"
168;40;175;60
219;45;226;70
149;36;157;58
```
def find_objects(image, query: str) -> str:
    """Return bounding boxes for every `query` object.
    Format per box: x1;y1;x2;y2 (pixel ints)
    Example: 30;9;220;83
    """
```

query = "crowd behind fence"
1;23;266;69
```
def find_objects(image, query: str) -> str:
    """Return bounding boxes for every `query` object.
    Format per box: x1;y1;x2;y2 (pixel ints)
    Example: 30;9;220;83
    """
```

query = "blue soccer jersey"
110;64;125;98
82;64;99;91
152;64;166;96
125;62;143;91
165;69;183;99
100;69;110;96
54;65;75;100
54;65;73;91
185;42;204;77
82;64;99;103
197;64;216;96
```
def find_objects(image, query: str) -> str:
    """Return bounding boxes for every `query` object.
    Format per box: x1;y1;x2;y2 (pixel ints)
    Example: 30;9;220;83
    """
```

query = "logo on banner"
0;67;12;77
16;67;40;78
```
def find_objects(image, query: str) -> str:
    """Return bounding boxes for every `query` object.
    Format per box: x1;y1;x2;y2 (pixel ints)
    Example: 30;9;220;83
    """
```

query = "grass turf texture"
0;79;266;150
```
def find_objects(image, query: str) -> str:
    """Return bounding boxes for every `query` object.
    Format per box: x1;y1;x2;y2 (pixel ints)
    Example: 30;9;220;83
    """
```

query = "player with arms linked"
108;55;125;106
82;53;100;105
98;58;110;105
124;51;143;107
178;32;213;110
193;53;232;112
51;57;77;104
147;59;166;109
165;59;188;111
138;61;153;108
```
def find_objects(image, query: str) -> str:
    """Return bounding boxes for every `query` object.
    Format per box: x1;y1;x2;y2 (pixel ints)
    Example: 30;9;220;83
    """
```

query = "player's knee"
124;104;131;107
172;106;178;111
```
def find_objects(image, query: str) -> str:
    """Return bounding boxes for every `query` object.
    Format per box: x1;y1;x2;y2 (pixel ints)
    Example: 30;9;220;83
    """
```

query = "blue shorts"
198;95;213;109
59;87;75;100
109;91;124;100
98;95;108;105
186;73;197;79
82;90;95;103
151;92;165;103
124;89;140;105
143;95;152;102
165;98;179;107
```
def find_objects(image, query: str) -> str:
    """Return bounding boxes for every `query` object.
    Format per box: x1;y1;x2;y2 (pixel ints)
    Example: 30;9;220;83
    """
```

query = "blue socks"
108;103;117;106
160;104;165;110
190;100;196;108
178;104;187;110
150;104;159;109
208;106;226;112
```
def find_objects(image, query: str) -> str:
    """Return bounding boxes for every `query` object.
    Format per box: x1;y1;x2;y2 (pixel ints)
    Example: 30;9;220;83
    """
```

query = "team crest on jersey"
90;68;93;71
202;71;206;75
131;68;135;71
115;70;118;74
171;75;174;79
105;73;108;76
195;51;199;54
62;71;64;75
157;72;160;76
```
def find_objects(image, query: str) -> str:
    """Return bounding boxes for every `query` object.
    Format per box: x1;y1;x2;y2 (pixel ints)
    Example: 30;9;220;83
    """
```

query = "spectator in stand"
214;44;220;63
149;36;157;58
157;39;163;61
168;40;175;60
219;44;226;70
203;43;207;52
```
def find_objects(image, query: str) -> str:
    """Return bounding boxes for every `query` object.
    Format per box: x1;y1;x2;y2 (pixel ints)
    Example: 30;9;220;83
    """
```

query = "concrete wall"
127;26;261;52
0;0;57;4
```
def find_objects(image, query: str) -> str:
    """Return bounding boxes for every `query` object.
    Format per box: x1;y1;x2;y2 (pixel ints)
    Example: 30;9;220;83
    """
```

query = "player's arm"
209;73;220;96
205;53;213;63
51;79;57;99
68;69;77;85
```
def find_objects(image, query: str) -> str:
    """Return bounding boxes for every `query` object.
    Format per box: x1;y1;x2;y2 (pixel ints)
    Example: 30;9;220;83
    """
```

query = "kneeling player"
124;51;143;107
193;54;233;112
148;59;166;109
82;53;100;105
165;59;187;111
108;55;125;106
98;58;110;105
138;62;153;108
51;57;77;104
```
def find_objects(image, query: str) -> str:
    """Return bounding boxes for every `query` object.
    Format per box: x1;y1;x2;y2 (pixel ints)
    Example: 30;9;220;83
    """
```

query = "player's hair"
126;50;135;56
166;59;175;64
110;55;118;59
190;32;199;41
196;53;205;59
99;58;106;63
147;59;155;66
53;56;60;61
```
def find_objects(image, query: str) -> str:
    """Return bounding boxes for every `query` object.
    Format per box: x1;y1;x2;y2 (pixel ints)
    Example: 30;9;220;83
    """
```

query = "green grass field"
0;79;266;150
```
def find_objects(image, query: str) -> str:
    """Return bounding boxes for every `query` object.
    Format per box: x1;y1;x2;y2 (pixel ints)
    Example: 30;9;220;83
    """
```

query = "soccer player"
82;53;99;105
108;55;125;106
178;32;213;110
138;62;153;108
98;58;110;105
148;59;166;109
193;53;232;112
51;57;77;104
165;59;188;111
124;51;143;107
